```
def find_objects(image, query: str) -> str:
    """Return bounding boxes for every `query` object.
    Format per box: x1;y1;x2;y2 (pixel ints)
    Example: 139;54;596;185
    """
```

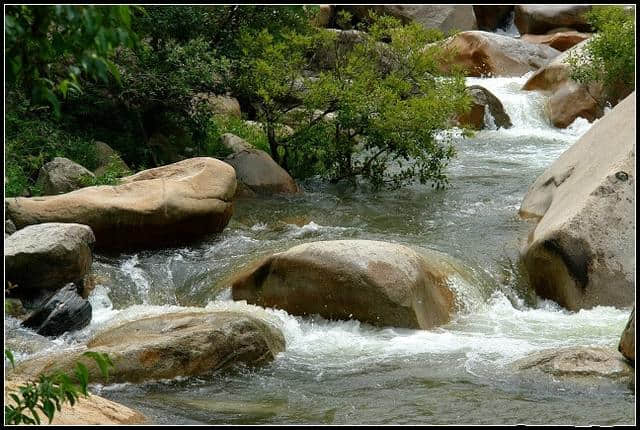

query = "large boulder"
457;85;512;130
438;31;560;77
36;157;95;195
519;92;635;310
222;134;298;196
5;158;236;250
520;31;591;52
93;141;131;177
338;5;477;33
472;5;514;31
514;5;592;34
514;347;633;383
22;283;92;337
231;240;470;330
619;308;635;363
522;39;606;128
11;311;285;384
4;379;146;424
4;223;95;292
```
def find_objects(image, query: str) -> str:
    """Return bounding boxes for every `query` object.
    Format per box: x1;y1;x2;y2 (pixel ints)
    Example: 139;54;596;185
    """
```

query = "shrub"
567;6;635;101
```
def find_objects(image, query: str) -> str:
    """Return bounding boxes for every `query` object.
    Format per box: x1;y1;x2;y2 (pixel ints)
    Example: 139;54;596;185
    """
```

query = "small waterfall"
465;75;594;141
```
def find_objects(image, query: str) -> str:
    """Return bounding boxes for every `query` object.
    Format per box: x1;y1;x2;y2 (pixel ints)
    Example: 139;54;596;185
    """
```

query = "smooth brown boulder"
514;5;592;34
5;157;236;250
438;31;560;77
231;240;470;330
457;85;512;130
11;311;285;384
338;5;477;33
5;223;95;292
519;92;635;310
514;346;633;383
521;31;591;52
36;157;95;195
547;81;603;128
522;39;605;128
4;379;146;424
222;134;298;195
619;308;635;363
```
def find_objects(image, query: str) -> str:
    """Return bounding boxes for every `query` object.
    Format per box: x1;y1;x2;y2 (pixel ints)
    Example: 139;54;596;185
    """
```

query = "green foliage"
5;92;99;197
5;5;137;117
232;13;470;189
204;115;271;158
4;350;114;425
567;6;635;101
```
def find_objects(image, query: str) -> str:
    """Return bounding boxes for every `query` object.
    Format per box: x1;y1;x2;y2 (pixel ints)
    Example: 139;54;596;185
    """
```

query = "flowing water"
6;74;635;425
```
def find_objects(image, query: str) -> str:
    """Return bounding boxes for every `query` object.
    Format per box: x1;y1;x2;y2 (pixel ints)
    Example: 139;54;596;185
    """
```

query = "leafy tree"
231;13;471;189
4;349;114;425
567;5;635;102
4;5;137;116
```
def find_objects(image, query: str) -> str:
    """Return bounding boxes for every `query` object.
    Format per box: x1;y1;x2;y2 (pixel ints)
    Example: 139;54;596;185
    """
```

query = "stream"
6;73;634;425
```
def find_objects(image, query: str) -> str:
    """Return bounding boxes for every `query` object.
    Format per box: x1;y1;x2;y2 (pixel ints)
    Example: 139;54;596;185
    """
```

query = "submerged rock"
519;92;635;310
22;284;92;337
11;311;285;383
457;85;512;130
36;157;95;195
231;240;472;330
619;308;635;364
438;31;560;77
514;5;592;34
5;157;236;250
5;223;95;292
4;379;146;424
514;347;633;383
222;134;298;196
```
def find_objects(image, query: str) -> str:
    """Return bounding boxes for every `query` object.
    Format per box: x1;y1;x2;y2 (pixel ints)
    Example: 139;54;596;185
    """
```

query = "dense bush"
231;12;471;189
5;92;99;197
567;6;635;101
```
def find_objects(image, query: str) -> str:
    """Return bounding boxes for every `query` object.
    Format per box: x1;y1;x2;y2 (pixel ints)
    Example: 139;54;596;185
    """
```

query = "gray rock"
515;5;592;34
22;284;92;337
514;346;633;383
5;219;16;236
36;157;95;195
222;134;298;195
619;308;635;363
93;141;131;177
4;223;95;292
519;92;635;310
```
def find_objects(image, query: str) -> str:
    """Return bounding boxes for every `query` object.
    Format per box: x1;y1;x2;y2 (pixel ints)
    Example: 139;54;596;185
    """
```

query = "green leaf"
75;362;89;396
5;349;16;369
